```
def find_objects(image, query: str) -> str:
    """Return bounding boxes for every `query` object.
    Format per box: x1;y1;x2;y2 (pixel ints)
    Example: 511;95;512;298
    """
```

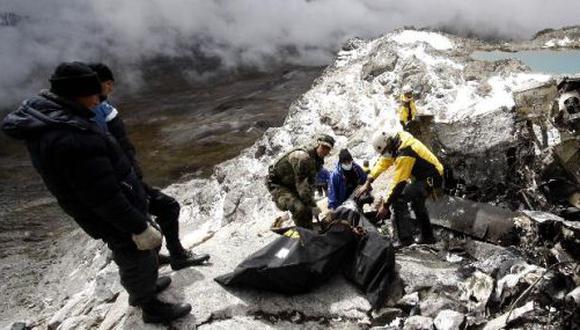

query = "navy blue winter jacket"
1;91;150;247
327;161;367;209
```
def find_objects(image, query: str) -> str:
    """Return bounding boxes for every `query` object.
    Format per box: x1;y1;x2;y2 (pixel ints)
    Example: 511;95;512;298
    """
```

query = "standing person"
88;63;210;269
398;85;417;129
1;62;190;323
327;149;367;210
267;134;335;229
356;130;443;247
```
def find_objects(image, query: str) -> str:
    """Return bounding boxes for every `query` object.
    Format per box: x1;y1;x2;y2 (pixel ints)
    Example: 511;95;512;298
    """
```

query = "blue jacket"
328;161;367;209
315;168;330;185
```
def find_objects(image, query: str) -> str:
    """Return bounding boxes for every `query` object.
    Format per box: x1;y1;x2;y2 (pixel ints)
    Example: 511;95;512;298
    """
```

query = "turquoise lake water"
471;50;580;75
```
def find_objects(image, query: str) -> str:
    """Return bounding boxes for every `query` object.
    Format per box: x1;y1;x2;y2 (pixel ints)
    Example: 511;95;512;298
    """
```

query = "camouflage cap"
317;134;335;148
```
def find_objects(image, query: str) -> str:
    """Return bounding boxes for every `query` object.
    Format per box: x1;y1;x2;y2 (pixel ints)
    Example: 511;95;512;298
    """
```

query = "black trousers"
109;187;183;307
147;187;184;255
392;176;440;242
111;247;158;306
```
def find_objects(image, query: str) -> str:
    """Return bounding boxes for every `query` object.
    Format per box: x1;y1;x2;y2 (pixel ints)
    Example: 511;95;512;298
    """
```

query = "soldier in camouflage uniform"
267;134;335;229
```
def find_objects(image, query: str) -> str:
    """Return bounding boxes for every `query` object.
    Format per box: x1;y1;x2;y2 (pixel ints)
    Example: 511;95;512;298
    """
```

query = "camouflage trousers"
268;184;313;229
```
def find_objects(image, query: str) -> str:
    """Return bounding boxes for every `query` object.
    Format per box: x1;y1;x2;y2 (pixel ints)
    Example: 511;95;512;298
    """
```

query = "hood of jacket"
2;90;95;140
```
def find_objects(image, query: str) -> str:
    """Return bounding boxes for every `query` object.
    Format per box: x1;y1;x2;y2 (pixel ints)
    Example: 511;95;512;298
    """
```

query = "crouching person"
357;130;443;247
328;149;367;211
1;62;190;323
266;134;335;229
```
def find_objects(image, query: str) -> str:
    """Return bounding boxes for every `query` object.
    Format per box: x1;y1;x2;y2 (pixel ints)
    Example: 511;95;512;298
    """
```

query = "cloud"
0;0;578;107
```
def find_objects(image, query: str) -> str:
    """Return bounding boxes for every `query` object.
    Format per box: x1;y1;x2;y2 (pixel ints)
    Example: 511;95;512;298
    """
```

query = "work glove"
132;223;163;250
355;181;371;198
376;202;391;221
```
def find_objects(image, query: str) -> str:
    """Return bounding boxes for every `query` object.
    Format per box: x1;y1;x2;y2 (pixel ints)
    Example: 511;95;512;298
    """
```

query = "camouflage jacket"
268;147;323;206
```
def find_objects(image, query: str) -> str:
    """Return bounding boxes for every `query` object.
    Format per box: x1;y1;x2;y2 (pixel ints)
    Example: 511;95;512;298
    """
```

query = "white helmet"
402;85;413;94
372;130;396;155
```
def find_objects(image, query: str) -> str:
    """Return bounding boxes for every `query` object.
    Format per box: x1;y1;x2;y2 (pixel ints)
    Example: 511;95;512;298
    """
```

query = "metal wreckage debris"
376;76;580;329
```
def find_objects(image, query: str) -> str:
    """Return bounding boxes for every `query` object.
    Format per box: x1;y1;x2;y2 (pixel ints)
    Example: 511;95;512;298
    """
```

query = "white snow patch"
544;36;573;48
443;73;552;122
392;30;453;50
398;44;463;70
334;40;375;68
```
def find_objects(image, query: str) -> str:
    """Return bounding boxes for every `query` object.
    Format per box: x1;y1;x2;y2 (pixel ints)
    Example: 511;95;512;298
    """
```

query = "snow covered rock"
404;315;434;330
433;310;465;330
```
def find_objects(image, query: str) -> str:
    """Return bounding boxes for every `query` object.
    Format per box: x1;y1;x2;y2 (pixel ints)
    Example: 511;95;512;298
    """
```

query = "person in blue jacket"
328;149;367;210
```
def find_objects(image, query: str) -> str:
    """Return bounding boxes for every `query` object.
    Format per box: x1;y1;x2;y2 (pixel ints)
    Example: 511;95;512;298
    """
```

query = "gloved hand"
376;202;391;220
355;181;372;198
132;223;163;250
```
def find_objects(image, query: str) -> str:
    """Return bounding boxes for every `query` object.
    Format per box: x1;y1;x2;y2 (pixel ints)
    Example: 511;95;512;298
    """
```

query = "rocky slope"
5;28;580;329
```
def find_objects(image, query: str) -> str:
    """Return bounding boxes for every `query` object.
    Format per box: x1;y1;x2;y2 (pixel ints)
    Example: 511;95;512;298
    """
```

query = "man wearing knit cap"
328;149;367;210
88;63;210;270
267;134;335;229
1;62;191;324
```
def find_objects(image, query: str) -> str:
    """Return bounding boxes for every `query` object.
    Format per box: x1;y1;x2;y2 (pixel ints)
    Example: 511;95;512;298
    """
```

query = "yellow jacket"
369;131;443;206
398;95;417;124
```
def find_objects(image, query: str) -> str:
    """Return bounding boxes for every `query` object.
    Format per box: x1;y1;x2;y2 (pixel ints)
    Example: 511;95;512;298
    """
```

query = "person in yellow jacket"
398;85;417;129
356;130;443;247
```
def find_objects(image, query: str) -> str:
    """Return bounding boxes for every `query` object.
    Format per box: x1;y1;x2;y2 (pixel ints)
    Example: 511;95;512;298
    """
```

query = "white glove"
131;223;162;250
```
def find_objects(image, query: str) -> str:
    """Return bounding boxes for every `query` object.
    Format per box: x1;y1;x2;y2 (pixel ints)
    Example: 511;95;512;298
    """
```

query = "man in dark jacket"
327;149;367;210
88;63;209;270
1;62;190;324
267;134;334;229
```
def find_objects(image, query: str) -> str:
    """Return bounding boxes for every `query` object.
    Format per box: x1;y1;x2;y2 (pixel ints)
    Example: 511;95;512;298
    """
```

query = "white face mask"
341;163;353;171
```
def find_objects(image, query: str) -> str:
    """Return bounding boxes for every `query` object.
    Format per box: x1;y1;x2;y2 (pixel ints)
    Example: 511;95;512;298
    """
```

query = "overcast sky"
1;0;579;107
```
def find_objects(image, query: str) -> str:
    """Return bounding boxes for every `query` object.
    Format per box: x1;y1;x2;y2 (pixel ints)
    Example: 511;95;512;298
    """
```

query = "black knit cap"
49;62;101;97
88;63;114;82
338;149;353;163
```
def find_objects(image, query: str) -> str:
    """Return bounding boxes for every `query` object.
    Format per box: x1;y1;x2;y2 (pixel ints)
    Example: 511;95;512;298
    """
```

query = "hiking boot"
158;253;171;266
155;276;171;294
415;216;436;245
141;298;192;324
170;250;210;270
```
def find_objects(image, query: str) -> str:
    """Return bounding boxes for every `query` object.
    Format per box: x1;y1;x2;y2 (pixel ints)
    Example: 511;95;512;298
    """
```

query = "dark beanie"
49;62;102;97
88;63;114;82
339;149;353;163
